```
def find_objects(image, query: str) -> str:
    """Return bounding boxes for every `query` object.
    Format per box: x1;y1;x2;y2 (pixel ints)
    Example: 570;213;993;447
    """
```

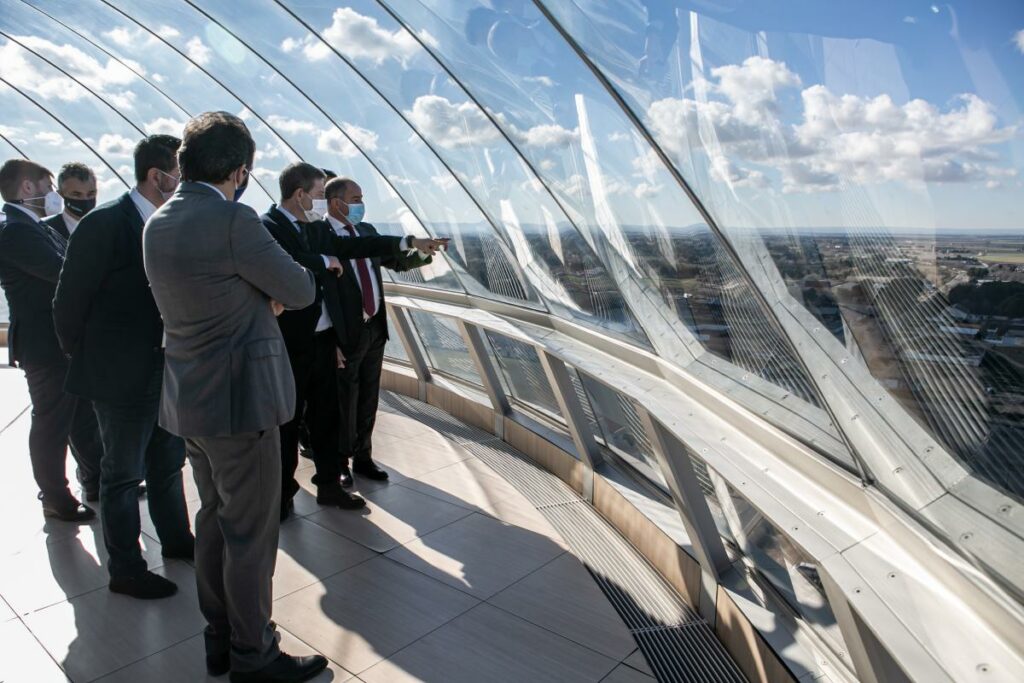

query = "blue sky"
1;0;1022;231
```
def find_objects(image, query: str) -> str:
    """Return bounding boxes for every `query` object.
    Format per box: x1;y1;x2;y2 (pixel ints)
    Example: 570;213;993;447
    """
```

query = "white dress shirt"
129;187;158;223
62;210;81;235
327;214;382;321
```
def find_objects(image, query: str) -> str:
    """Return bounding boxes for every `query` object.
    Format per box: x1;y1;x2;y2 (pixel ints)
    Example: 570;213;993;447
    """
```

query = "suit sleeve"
0;222;64;284
361;224;431;272
52;216;116;355
324;231;403;260
232;207;315;310
262;217;328;276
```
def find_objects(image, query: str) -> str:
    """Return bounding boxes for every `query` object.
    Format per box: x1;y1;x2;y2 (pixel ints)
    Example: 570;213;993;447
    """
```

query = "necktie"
344;224;377;319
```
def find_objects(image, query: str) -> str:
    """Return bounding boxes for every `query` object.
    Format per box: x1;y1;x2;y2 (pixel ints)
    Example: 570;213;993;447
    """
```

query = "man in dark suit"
44;162;97;239
261;163;447;520
324;177;439;485
144;111;326;682
53;136;194;601
0;159;101;521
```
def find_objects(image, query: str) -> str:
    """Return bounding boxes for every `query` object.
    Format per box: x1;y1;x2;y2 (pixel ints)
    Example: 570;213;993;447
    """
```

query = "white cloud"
515;123;579;148
301;7;421;64
316;124;379;158
185;37;212;65
608;132;631;143
34;131;64;146
1015;29;1024;54
145;117;186;135
387;175;417;187
104;28;136;47
903;16;917;24
430;174;458;191
407;95;500;149
539;159;556;171
281;37;301;54
633;182;662;199
157;26;180;39
152;73;165;83
645;56;1017;194
0;36;139;107
524;76;554;88
97;133;136;157
266;115;316;135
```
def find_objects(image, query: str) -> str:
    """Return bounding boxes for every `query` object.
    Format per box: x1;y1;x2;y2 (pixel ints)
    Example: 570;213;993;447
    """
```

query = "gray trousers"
187;430;282;672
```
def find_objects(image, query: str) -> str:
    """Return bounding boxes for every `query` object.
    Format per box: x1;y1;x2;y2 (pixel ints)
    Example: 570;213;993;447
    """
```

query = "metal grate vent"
382;391;748;683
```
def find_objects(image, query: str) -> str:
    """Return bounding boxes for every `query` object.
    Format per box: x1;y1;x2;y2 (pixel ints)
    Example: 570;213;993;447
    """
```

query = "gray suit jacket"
143;182;315;437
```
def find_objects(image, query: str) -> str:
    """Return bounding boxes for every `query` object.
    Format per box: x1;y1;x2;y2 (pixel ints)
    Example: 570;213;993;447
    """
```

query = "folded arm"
233;208;315;310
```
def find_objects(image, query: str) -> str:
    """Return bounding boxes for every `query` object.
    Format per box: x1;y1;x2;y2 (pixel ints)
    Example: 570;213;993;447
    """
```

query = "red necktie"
344;224;376;318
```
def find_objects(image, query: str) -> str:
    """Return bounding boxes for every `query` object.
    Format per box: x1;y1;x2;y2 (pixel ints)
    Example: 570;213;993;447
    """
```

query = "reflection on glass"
408;311;481;386
724;484;847;661
383;329;410;363
543;1;1024;501
483;331;562;420
576;371;665;487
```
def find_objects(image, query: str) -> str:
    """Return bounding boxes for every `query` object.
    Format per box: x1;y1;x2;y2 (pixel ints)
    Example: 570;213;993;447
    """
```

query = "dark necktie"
343;224;376;319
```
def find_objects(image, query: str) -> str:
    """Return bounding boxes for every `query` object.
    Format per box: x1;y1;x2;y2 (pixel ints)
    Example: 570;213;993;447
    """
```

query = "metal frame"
456;320;512;425
387;305;431;392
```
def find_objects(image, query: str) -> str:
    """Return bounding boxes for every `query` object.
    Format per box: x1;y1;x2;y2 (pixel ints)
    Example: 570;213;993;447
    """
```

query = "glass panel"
408;311;481;386
483;331;562;420
724;483;847;659
383;328;410;363
382;0;853;470
279;0;647;345
576;371;665;487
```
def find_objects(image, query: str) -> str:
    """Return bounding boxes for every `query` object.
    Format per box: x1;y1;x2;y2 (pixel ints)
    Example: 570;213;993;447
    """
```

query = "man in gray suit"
143;112;327;683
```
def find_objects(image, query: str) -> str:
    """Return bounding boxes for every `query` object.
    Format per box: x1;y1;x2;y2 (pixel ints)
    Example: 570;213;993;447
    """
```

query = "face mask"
346;202;365;225
156;169;180;201
301;193;326;222
23;189;63;217
63;196;96;218
233;170;249;202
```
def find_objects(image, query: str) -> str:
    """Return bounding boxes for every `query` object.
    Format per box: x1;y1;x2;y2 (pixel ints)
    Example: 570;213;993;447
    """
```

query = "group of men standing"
0;111;446;683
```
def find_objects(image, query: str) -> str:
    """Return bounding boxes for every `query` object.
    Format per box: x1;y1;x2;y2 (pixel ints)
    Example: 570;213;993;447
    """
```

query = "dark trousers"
188;430;281;673
92;366;192;578
280;329;340;500
338;314;387;466
22;358;103;505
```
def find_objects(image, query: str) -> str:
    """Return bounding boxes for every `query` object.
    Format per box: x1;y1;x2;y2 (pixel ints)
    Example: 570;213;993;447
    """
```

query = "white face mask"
156;169;181;201
303;194;328;222
24;189;63;217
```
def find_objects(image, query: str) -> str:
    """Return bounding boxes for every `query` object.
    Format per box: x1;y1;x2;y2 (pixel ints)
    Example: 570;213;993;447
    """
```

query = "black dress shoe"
230;652;328;683
109;570;177;599
353;461;389;481
207;651;230;677
338;465;353;488
41;497;96;522
316;484;366;510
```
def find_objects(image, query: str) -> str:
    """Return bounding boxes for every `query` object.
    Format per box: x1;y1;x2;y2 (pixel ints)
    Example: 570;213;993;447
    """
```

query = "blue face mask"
233;169;250;202
346;202;365;225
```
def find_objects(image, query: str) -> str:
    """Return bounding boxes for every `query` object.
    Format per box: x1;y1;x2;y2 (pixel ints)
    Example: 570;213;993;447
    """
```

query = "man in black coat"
0;159;102;521
53;135;194;601
323;177;438;486
44;162;98;240
261;162;447;520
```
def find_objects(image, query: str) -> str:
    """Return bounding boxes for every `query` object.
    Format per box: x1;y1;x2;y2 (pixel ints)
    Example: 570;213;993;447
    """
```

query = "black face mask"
63;196;96;218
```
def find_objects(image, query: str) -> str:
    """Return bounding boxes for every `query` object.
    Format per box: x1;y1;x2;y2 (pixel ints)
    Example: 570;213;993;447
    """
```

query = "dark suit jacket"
329;220;431;355
0;203;66;367
43;213;71;240
52;192;164;401
259;205;406;355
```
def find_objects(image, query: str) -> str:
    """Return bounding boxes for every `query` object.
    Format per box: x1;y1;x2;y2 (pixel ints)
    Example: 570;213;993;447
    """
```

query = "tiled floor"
0;353;653;682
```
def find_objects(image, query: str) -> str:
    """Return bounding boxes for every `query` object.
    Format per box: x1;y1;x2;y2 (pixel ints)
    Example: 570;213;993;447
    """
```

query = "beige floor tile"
273;556;478;674
0;596;15;622
384;513;566;599
93;626;353;682
0;618;69;683
307;485;472;553
623;649;654;676
23;562;206;682
488;553;637;661
400;459;522;515
360;603;618;683
274;518;377;599
371;437;473;480
601;663;656;682
0;523;165;616
373;414;436;440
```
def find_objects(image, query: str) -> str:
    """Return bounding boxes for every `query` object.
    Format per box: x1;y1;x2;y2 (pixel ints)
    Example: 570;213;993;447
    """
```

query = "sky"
0;0;1022;232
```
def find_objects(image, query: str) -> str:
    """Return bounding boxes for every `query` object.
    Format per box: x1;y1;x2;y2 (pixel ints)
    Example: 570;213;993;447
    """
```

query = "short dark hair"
134;134;181;183
56;162;95;189
324;176;356;201
0;159;52;202
178;112;255;184
322;168;337;180
279;162;324;200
